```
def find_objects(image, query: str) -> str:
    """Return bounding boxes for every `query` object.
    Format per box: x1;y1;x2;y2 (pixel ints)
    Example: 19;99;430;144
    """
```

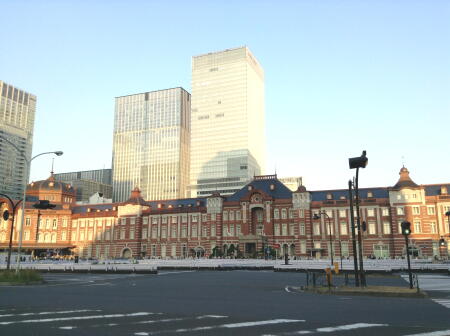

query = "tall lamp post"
0;134;63;272
313;212;334;266
349;150;368;287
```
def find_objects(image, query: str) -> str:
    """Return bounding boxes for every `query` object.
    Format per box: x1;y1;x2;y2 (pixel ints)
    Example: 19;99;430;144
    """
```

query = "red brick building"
1;168;449;259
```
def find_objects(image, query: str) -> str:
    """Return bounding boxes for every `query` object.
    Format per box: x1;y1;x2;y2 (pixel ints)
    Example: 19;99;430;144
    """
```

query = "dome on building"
392;166;419;189
296;185;307;192
27;173;76;194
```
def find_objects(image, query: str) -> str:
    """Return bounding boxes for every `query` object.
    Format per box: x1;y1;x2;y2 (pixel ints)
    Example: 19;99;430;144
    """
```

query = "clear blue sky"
1;0;449;190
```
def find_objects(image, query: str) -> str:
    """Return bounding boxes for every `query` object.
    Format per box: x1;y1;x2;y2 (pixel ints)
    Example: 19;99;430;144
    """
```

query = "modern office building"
0;81;36;200
189;47;265;197
54;169;112;185
53;169;113;203
112;88;191;202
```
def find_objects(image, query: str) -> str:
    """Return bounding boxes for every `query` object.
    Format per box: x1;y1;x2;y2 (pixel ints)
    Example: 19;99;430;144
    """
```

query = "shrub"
0;270;43;284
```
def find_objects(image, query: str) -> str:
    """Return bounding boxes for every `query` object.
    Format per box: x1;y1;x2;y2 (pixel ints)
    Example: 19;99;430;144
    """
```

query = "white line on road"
316;323;388;332
157;271;195;276
0;309;101;318
403;330;450;336
0;312;156;325
59;326;76;330
196;315;228;319
139;319;304;335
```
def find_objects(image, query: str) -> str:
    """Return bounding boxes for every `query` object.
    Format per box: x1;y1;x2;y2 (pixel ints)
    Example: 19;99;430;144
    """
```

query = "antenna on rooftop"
51;158;55;175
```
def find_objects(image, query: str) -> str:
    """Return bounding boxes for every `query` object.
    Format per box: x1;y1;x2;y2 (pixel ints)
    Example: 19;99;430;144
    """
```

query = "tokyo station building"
0;167;449;260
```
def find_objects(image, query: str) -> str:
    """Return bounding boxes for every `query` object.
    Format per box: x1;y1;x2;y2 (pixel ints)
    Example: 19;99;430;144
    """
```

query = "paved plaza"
1;270;450;335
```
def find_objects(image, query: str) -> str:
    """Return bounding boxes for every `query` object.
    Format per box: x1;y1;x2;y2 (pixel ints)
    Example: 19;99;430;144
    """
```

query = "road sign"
273;243;280;249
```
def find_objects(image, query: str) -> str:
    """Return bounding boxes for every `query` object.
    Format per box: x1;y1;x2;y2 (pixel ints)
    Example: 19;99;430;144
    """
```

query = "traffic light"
440;238;446;247
2;210;9;221
401;221;411;236
33;200;56;210
361;221;367;232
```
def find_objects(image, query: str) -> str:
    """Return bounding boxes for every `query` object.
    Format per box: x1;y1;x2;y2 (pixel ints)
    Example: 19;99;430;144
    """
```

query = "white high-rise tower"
190;47;265;197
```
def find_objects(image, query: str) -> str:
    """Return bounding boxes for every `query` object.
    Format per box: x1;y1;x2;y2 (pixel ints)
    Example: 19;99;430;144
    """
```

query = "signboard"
273;243;281;249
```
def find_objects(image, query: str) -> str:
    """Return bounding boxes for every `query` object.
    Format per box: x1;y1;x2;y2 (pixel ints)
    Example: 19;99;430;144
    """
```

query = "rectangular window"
414;221;421;233
143;217;148;225
152;217;158;224
339;210;346;218
223;211;228;221
182;215;187;223
236;225;241;235
368;221;376;235
61;231;66;240
152;227;157;238
229;211;234;221
202;214;207;222
192;215;198;222
274;209;279;219
398;221;403;234
300;241;306;254
299;223;305;235
236;211;241;220
142;228;147;239
382;208;390;216
281;209;287;219
340;222;348;235
383;221;391;234
427;207;435;215
299;209;304;218
121;218;126;225
430;222;437;234
129;229;135;240
282;224;288;235
397;207;404;216
24;231;30;240
341;242;349;257
274;224;280;236
314;241;321;249
62;218;68;227
162;216;167;224
325;209;333;218
182;226;187;237
203;226;208;237
52;219;57;229
367;209;375;217
412;206;420;215
172;226;177;238
211;225;216;236
152;245;157;257
25;217;31;226
120;230;125;240
192;225;197;237
130;217;136;225
161;227;167;238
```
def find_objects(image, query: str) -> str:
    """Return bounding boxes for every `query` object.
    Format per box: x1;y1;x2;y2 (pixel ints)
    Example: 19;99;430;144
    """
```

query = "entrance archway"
194;246;205;258
121;248;132;259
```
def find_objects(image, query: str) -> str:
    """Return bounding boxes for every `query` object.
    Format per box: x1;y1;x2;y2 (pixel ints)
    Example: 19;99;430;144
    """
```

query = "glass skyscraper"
112;88;190;202
0;81;36;200
190;47;265;196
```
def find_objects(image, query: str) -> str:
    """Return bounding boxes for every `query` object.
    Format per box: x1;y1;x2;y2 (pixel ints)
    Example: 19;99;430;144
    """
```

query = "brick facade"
1;168;449;259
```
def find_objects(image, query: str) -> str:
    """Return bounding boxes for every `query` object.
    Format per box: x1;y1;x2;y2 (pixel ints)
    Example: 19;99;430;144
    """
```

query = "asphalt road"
0;271;449;336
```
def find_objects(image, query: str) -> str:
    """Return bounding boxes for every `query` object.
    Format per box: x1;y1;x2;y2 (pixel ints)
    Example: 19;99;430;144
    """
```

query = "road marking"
316;323;388;332
432;299;450;309
196;315;228;319
157;271;195;276
403;330;450;336
59;326;76;330
140;319;304;335
0;309;100;318
0;312;156;325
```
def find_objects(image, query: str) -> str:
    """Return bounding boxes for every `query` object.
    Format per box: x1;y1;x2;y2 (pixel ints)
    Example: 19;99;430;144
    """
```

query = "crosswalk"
400;274;450;292
0;307;449;335
432;299;450;310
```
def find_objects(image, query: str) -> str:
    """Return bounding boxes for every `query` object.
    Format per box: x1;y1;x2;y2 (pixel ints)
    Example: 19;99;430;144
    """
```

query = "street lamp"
349;150;368;287
0;133;63;272
313;212;334;266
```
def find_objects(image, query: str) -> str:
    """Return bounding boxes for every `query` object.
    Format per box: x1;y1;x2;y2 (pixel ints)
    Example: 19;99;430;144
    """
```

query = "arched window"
44;233;50;242
51;233;56;243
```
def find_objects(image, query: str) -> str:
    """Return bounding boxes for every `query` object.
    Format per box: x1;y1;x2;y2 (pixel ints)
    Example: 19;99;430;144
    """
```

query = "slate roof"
424;184;450;196
72;204;115;214
226;176;293;201
311;187;389;202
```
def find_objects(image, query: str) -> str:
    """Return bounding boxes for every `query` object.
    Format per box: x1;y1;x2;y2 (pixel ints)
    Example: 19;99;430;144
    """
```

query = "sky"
1;0;449;191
